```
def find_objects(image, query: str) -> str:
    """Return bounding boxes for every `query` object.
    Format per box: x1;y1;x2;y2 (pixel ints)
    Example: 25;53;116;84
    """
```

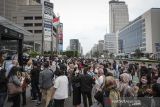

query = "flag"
53;17;60;27
53;17;60;23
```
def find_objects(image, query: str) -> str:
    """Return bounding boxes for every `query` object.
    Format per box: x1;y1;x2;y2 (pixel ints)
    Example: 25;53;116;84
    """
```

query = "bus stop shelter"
0;16;32;66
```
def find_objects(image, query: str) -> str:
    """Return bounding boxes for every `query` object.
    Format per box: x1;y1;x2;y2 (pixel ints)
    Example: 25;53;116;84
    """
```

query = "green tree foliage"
29;51;40;58
62;51;79;57
134;49;142;58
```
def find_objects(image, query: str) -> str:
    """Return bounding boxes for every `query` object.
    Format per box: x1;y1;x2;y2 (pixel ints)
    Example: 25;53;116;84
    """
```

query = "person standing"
71;68;81;107
39;62;54;107
80;67;95;107
52;67;69;107
30;62;42;106
0;67;7;107
8;66;22;107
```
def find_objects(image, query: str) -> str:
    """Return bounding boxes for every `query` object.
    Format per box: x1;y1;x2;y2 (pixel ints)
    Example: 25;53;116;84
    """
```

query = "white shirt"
95;75;104;87
54;75;68;99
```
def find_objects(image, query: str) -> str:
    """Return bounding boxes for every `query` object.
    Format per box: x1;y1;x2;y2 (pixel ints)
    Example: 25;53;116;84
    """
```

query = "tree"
62;51;79;57
109;53;114;59
92;51;99;58
134;49;142;58
103;50;109;59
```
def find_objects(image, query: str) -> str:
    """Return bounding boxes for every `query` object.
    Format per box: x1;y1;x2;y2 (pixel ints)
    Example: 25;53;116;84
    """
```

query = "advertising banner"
43;1;53;41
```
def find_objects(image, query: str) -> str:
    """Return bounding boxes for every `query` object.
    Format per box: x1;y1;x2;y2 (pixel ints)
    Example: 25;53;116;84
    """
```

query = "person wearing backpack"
103;76;120;107
8;66;22;107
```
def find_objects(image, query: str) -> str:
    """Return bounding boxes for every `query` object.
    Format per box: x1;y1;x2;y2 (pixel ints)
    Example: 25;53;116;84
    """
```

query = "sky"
51;0;160;54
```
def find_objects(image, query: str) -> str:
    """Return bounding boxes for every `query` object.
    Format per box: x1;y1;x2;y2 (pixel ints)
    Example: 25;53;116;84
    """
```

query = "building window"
28;30;33;33
34;30;42;33
24;23;33;27
35;16;42;20
24;16;33;20
35;23;42;26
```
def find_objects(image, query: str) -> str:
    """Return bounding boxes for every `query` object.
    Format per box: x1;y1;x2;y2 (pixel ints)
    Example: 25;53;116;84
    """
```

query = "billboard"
43;1;53;41
57;23;63;52
44;1;53;20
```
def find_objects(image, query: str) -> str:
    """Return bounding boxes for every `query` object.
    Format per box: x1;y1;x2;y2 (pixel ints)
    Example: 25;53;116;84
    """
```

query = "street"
5;85;98;107
6;87;73;107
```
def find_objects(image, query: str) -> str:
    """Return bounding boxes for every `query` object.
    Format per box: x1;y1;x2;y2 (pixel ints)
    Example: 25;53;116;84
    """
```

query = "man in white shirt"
52;68;68;107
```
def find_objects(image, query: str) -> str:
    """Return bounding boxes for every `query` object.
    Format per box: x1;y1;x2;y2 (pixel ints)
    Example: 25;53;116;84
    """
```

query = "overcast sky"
51;0;160;54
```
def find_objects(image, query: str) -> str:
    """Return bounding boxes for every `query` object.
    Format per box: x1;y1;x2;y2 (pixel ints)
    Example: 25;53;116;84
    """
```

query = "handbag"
7;77;22;95
94;90;104;104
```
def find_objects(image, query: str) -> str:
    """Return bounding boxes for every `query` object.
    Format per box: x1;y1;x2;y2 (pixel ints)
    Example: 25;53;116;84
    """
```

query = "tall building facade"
0;0;39;20
104;33;118;54
119;8;160;58
98;40;104;54
0;0;58;52
70;39;79;51
12;5;43;51
91;44;98;54
109;0;129;33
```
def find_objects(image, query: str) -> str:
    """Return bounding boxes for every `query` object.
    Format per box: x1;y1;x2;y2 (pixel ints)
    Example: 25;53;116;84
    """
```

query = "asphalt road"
5;86;74;107
5;85;98;107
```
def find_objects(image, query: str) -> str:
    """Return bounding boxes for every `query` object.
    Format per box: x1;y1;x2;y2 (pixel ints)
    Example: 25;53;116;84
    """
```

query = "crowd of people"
0;53;160;107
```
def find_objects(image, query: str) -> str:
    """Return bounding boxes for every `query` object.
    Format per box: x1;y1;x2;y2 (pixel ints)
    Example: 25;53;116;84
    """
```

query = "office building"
0;0;57;52
0;0;39;20
109;0;129;33
104;33;118;54
98;40;104;54
70;39;79;51
91;44;98;54
11;5;43;51
119;8;160;58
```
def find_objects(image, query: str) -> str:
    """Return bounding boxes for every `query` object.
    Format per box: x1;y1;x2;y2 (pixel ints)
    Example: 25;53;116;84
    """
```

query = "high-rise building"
0;0;40;20
0;0;58;52
70;39;79;51
12;5;43;52
119;8;160;59
109;0;129;33
98;40;104;54
104;33;118;54
91;44;98;54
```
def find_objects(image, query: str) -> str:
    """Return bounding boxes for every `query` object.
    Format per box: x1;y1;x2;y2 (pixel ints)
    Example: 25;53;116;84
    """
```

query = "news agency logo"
103;97;141;107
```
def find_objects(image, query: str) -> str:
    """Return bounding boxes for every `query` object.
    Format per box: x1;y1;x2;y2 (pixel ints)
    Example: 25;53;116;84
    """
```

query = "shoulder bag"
7;76;22;95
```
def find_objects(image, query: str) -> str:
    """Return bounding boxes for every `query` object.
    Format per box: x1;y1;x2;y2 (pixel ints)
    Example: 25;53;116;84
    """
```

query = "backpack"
104;89;120;107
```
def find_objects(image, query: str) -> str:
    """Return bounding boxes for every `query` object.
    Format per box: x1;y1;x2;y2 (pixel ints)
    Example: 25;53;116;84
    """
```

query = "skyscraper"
70;39;79;51
109;0;129;33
